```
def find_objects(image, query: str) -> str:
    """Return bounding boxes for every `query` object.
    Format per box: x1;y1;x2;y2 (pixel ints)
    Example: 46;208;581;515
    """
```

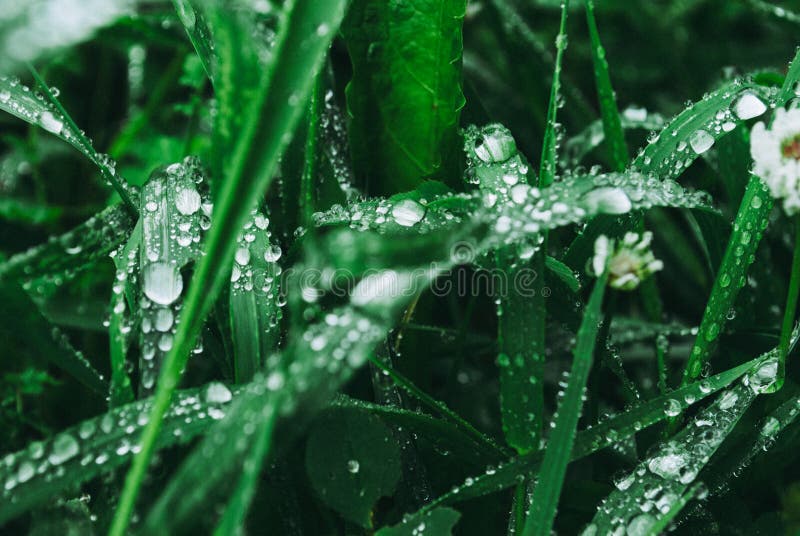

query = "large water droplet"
733;92;767;120
391;199;426;227
143;262;183;305
39;111;63;135
584;187;632;214
49;434;79;465
175;187;201;215
689;129;714;154
474;125;517;163
205;382;232;403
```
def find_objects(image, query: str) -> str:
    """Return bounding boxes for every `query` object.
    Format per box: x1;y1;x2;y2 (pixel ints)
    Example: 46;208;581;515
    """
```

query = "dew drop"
733;92;767;120
143;262;183;305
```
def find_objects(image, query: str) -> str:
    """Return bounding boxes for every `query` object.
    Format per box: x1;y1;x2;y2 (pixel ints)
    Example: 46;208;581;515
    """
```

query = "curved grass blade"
678;60;800;389
584;356;779;534
343;0;467;194
0;382;238;526
229;209;283;383
0;282;106;396
523;269;608;536
0;204;134;288
679;175;773;385
583;0;629;171
108;221;140;407
631;81;774;181
392;357;756;521
110;2;349;533
27;68;138;213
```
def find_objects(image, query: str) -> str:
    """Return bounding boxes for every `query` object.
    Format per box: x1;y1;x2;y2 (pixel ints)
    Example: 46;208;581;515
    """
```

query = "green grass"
2;1;800;535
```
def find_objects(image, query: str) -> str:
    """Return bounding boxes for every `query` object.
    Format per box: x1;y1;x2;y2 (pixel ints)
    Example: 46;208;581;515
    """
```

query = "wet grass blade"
0;204;134;287
523;269;608;535
172;0;216;83
109;2;348;533
343;0;467;194
27;68;138;214
392;357;755;519
0;282;107;396
585;360;775;534
0;382;237;525
229;210;283;382
583;0;629;171
679;175;773;386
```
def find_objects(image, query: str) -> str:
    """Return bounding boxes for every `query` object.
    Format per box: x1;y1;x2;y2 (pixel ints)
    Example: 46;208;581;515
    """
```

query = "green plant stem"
778;216;800;389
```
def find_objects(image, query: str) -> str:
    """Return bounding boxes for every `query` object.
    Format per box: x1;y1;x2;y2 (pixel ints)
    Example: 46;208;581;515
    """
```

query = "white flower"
751;107;800;215
589;232;663;291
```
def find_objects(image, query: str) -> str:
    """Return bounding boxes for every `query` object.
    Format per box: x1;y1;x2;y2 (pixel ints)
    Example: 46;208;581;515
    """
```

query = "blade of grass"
582;0;629;171
27;67;138;214
391;356;757;525
0;382;238;525
523;269;608;535
109;2;348;533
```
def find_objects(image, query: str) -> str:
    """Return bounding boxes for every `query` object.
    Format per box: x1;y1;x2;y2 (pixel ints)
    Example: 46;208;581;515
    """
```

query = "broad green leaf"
343;0;467;194
524;269;607;536
306;406;402;528
0;204;134;290
585;356;780;534
376;507;461;536
0;281;106;396
0;0;133;72
583;0;629;171
229;209;283;383
0;382;237;525
111;3;348;533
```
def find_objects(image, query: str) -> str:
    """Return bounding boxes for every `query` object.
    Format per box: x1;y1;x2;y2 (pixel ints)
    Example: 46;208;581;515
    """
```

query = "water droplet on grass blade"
733;92;767;120
689;129;714;154
143;262;183;305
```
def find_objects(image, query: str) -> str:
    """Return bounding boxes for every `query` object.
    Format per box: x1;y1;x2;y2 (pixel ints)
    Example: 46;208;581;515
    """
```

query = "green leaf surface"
306;406;402;528
524;269;607;536
583;0;629;171
343;0;467;194
376;507;461;536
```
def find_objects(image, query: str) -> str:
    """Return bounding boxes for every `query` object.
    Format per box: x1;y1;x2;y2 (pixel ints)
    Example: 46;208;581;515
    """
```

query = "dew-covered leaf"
392;357;756;518
306;406;402;528
137;158;209;395
524;269;607;535
586;352;781;534
114;2;350;528
375;506;461;536
229;209;283;382
0;382;237;525
342;0;467;194
0;204;134;291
